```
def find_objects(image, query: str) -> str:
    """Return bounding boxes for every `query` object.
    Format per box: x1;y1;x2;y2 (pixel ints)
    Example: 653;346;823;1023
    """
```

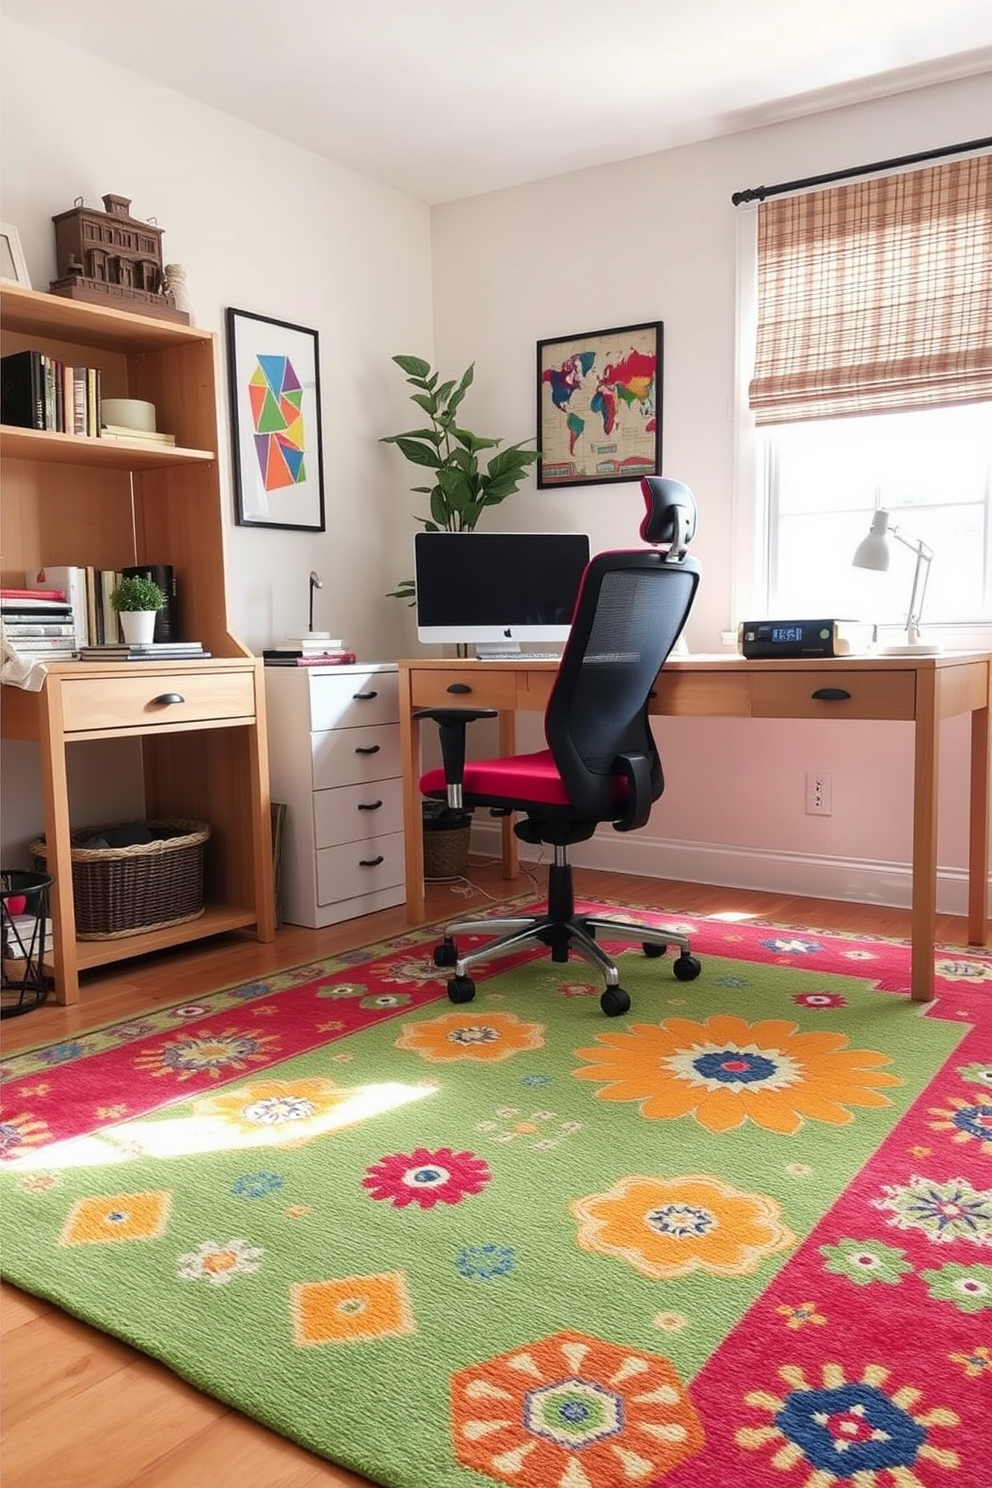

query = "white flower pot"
120;610;158;646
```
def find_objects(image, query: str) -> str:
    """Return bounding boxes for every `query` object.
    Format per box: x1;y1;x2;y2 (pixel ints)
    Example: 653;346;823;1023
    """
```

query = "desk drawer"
751;669;915;720
652;670;751;717
308;668;399;730
60;669;256;732
317;831;405;903
411;669;519;710
312;723;401;789
314;777;404;848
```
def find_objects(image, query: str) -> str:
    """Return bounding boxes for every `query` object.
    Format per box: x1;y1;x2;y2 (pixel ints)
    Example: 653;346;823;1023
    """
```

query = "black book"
1;350;45;430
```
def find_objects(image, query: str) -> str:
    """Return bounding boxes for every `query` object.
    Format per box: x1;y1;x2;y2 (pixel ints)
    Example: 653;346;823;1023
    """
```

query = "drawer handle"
447;682;473;695
152;692;185;706
359;854;385;868
357;800;383;811
353;690;378;700
355;744;381;755
811;687;852;702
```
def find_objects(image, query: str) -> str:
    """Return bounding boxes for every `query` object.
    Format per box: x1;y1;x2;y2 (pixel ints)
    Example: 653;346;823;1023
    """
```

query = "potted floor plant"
110;574;166;646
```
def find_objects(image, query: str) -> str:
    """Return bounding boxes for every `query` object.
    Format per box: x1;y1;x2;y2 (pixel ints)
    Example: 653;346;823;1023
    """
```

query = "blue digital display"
771;625;805;643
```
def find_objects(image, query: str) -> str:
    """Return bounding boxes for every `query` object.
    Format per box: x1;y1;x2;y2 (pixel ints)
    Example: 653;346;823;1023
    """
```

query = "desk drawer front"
312;724;401;789
411;669;519;711
60;670;256;732
653;670;751;717
314;778;404;848
317;831;405;903
751;670;915;720
309;669;399;730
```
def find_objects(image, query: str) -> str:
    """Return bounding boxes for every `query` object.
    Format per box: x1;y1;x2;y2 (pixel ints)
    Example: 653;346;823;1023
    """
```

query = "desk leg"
968;687;990;947
399;668;425;923
911;669;939;1002
38;687;79;1006
498;708;519;880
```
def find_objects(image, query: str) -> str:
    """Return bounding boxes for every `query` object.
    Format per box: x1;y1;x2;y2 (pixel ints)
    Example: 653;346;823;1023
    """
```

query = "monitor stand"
475;641;523;659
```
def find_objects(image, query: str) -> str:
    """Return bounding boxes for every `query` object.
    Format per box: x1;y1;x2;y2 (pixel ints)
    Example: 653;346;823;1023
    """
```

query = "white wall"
0;19;435;861
428;74;992;910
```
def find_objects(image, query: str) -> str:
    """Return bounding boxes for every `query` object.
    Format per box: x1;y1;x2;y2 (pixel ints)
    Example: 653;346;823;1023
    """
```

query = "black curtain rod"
731;135;992;205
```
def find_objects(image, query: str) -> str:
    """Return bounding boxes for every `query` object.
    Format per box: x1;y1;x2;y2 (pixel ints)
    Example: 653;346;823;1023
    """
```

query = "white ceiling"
4;0;992;203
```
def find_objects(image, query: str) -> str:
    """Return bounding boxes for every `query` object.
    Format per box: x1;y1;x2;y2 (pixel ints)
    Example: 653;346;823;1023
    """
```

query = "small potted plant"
109;574;166;646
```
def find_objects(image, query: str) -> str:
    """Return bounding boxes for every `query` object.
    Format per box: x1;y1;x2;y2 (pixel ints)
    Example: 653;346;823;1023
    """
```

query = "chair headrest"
639;477;697;560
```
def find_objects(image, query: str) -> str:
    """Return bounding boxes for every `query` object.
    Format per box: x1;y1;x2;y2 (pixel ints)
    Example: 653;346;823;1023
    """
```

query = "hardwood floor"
0;862;973;1487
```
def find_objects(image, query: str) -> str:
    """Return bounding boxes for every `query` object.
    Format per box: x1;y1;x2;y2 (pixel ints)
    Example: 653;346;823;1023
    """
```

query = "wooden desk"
398;652;992;1002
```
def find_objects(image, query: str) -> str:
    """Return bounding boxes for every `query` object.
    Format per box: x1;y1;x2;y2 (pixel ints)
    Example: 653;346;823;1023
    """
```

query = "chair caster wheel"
642;942;667;958
448;975;476;1004
600;987;631;1017
673;954;702;981
434;938;458;968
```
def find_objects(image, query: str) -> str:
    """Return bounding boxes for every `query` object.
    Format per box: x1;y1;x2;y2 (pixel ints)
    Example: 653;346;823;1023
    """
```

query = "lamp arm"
890;526;933;640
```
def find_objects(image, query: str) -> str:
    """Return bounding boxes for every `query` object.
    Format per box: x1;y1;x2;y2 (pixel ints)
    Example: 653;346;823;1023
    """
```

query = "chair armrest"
413;707;499;791
611;753;654;832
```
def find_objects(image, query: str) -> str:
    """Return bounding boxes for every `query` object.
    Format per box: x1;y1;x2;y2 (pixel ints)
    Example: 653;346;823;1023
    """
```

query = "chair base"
432;857;701;1016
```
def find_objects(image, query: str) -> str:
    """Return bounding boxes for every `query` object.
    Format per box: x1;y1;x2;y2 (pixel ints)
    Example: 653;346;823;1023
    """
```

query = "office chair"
415;475;702;1017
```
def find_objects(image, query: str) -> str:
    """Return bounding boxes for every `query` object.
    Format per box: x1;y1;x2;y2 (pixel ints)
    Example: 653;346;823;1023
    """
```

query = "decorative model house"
50;193;189;324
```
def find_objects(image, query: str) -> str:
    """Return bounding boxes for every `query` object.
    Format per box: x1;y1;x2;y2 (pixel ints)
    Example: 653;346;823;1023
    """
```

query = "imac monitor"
414;531;591;654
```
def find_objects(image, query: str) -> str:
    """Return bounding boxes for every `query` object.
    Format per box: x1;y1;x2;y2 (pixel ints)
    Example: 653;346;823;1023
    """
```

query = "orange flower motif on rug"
395;1009;544;1062
193;1078;357;1145
450;1329;704;1485
573;1173;795;1279
573;1014;901;1134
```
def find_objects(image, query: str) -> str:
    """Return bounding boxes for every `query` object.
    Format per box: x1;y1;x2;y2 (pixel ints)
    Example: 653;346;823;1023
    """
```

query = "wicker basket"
423;804;471;882
30;819;209;940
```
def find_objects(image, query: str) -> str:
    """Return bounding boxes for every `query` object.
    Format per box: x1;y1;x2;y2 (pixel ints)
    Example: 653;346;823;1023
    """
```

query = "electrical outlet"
805;771;832;816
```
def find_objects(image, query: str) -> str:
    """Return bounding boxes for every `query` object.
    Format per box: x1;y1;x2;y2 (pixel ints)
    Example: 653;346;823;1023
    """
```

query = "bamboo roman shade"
748;153;992;424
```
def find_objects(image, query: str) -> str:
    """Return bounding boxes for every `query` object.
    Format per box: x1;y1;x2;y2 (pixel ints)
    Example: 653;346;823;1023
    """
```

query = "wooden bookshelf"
1;284;275;1003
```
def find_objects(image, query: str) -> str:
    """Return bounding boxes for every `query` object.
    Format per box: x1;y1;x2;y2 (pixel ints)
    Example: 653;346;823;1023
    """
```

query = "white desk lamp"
852;510;940;655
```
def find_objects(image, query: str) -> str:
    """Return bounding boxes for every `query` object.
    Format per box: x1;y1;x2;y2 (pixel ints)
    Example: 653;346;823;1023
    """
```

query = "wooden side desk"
398;652;992;1002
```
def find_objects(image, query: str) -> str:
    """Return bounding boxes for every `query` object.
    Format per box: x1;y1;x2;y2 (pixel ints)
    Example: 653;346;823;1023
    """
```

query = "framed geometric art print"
226;307;326;531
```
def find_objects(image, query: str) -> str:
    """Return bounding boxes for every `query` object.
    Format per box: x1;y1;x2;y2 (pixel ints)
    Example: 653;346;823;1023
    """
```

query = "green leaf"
393;354;432;379
390;437;440;468
410;391;439;417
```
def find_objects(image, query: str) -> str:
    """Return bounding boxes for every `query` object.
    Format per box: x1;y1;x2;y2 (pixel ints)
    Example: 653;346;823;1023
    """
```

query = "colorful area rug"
2;906;991;1488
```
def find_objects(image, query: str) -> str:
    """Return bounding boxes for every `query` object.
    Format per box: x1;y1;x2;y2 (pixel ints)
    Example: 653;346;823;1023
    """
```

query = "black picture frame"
226;307;326;531
536;320;663;488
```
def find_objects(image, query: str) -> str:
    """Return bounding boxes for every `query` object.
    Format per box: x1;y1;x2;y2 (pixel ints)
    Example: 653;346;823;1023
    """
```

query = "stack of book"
0;588;78;661
99;423;176;446
0;349;102;435
77;641;210;662
263;636;356;667
2;911;53;962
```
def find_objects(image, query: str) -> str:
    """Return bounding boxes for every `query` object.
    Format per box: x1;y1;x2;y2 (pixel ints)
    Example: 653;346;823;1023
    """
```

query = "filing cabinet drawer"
308;668;399;730
411;668;519;710
751;669;915;720
316;831;405;903
60;669;256;733
312;723;402;789
314;778;404;849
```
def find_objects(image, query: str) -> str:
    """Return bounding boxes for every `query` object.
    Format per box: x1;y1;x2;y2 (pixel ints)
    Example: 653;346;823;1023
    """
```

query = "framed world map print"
226;307;326;530
536;321;663;488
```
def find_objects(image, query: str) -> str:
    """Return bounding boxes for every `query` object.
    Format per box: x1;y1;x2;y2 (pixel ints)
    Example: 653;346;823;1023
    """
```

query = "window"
738;151;992;632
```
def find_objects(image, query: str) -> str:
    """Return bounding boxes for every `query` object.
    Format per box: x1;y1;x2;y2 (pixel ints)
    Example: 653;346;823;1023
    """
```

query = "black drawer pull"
152;692;184;706
357;800;383;811
355;744;381;755
353;690;378;700
359;855;385;868
447;682;473;694
811;687;852;701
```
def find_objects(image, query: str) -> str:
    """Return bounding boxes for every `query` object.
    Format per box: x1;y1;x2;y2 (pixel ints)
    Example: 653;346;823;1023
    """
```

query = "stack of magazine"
77;641;211;662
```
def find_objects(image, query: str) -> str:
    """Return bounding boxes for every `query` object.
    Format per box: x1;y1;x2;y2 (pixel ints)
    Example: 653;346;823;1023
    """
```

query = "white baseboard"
470;822;985;917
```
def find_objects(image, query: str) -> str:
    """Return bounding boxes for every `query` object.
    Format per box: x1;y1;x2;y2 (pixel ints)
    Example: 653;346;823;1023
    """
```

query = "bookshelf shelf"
1;286;275;1006
0;424;214;469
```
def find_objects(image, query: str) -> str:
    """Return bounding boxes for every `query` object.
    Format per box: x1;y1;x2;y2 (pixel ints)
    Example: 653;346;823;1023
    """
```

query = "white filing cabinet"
264;663;405;927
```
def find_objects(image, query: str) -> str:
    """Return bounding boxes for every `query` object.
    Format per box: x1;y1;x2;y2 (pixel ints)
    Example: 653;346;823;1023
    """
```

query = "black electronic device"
738;619;874;658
